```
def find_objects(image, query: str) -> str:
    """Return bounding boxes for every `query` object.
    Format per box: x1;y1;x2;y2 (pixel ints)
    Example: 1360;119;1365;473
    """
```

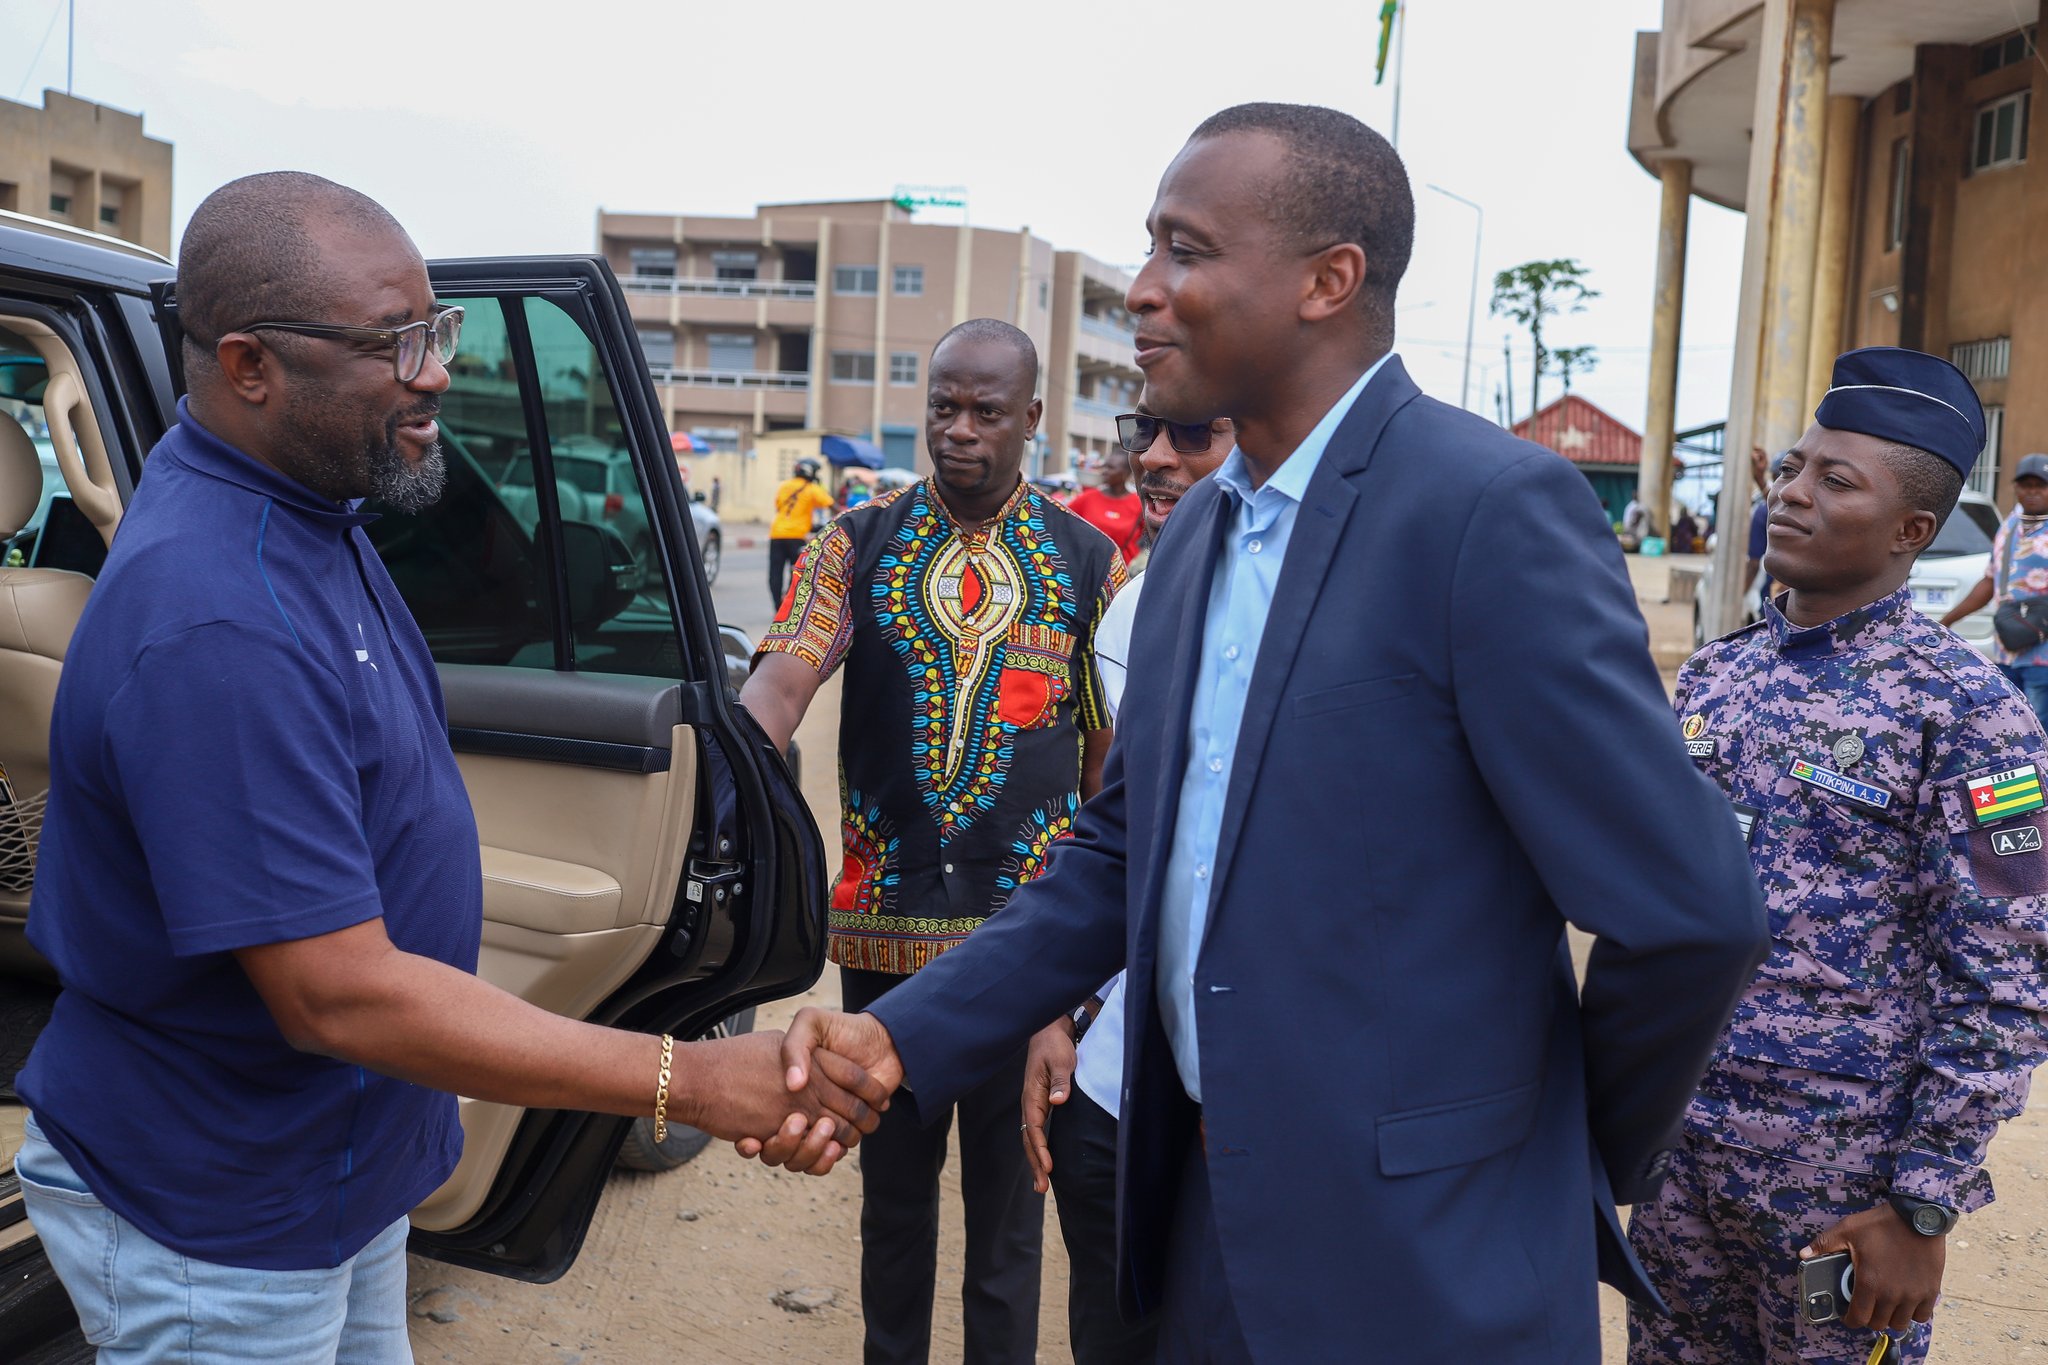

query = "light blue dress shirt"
1155;355;1389;1102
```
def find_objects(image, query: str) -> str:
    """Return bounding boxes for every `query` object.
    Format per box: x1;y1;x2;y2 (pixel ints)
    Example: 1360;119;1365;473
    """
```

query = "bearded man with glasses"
12;171;886;1363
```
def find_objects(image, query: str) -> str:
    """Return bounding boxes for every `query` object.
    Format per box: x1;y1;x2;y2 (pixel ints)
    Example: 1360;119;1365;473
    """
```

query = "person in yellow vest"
769;457;835;609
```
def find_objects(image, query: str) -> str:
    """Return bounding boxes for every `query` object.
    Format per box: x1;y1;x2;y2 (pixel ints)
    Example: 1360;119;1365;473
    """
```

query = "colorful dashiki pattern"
757;476;1125;973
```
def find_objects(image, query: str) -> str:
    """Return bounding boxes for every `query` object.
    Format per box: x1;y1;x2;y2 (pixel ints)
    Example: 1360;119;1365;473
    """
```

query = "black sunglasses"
1116;413;1217;455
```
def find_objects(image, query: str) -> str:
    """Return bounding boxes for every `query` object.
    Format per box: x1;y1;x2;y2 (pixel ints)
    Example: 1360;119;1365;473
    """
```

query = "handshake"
687;1008;907;1174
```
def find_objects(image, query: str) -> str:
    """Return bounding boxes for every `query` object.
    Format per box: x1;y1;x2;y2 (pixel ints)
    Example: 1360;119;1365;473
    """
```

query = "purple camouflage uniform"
1629;586;2048;1364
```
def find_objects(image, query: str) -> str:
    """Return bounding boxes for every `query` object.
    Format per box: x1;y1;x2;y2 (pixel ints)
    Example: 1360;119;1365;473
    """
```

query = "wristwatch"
1068;995;1104;1043
1887;1192;1958;1237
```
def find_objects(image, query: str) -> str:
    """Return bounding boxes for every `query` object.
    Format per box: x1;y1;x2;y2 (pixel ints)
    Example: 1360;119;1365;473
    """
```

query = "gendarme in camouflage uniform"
1629;586;2048;1362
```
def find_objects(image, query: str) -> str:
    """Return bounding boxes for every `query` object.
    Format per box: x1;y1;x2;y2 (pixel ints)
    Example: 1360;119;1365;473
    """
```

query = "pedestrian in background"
1017;403;1233;1364
767;455;833;609
1633;348;2048;1364
1068;446;1144;565
741;319;1125;1365
1941;452;2048;729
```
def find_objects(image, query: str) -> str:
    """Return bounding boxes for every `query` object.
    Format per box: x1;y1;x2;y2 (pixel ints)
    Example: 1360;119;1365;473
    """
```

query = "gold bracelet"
653;1033;674;1143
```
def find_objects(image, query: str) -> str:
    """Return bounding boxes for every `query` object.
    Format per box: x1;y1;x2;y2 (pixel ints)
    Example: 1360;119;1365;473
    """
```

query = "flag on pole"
1375;0;1400;85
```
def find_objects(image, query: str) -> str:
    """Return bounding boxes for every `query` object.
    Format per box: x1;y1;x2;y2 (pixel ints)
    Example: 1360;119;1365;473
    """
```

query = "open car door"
152;257;828;1281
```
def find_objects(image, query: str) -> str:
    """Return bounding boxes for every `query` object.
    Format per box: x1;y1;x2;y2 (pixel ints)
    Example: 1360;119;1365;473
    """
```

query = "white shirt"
1072;573;1142;1116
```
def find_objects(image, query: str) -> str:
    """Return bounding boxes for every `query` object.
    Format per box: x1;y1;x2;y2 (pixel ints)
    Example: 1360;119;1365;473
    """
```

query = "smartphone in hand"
1798;1250;1854;1324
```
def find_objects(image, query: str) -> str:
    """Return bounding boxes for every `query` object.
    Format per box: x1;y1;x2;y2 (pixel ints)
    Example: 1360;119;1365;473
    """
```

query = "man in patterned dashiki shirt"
742;318;1125;1365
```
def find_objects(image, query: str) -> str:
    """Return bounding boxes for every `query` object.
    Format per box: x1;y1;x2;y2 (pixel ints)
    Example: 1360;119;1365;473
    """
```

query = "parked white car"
1906;490;2000;656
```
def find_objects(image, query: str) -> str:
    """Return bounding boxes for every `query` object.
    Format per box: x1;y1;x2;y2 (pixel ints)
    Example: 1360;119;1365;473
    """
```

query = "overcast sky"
5;0;1750;447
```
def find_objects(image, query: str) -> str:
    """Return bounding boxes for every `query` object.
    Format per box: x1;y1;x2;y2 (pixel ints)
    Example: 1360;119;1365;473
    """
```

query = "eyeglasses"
1116;413;1217;455
238;305;464;384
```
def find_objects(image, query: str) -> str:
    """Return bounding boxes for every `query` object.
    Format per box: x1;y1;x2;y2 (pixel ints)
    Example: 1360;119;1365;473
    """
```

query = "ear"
1299;242;1368;323
1025;396;1043;440
213;334;277;406
1895;507;1939;559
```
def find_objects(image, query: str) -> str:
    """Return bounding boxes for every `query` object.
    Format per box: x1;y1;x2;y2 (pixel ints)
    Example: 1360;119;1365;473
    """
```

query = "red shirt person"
1067;447;1144;564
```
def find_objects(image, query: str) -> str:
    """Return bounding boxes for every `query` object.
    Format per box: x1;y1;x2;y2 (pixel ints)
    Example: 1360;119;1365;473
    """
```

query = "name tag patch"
1967;764;2046;824
1687;739;1717;759
1789;759;1893;811
1993;825;2044;857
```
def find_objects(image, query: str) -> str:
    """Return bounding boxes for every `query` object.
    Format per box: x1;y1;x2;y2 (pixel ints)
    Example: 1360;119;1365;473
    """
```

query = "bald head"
933;318;1038;397
178;172;412;380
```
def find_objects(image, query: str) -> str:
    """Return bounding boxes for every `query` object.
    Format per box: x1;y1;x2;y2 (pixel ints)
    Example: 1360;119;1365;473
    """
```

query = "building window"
1976;405;2005;499
706;333;756;373
1887;138;1910;252
711;250;758;281
636;327;675;369
1971;90;2031;174
1039;282;1050;309
98;204;119;227
889;352;919;385
48;194;70;217
1978;27;2036;76
831;351;877;384
1951;337;2011;382
628;246;676;279
833;265;880;296
0;182;15;213
892;265;924;296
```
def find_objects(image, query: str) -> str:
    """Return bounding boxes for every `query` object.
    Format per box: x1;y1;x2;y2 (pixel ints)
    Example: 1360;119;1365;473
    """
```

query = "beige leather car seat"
0;419;92;924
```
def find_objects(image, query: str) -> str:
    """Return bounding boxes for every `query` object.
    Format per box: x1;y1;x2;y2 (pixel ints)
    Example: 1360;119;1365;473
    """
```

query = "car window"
363;297;555;667
1960;499;2001;542
0;339;74;565
520;297;683;677
1925;504;1995;558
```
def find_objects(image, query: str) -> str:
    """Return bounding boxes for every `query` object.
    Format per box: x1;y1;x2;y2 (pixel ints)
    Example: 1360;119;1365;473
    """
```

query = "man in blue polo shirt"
12;172;885;1362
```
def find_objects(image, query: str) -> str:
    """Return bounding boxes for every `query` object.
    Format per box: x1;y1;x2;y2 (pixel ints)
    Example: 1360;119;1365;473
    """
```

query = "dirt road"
406;547;2048;1363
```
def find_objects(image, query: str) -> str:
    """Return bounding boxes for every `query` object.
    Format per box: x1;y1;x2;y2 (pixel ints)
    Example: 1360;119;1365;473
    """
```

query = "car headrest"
0;420;44;539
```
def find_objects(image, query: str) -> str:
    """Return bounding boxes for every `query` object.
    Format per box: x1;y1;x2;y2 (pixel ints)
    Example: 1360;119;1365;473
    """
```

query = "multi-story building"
596;200;1143;482
0;90;173;256
1625;0;2043;634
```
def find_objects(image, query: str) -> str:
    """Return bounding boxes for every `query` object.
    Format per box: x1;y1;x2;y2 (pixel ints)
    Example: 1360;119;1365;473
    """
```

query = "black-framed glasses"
1116;412;1216;455
239;304;464;384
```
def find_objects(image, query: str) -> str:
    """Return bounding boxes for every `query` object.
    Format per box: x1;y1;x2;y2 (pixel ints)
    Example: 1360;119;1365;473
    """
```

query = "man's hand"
736;1008;906;1171
675;1029;889;1175
1020;1018;1076;1193
1802;1205;1947;1332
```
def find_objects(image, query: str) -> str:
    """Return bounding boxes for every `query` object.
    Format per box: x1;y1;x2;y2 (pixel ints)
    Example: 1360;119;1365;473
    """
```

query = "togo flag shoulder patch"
1967;764;2047;824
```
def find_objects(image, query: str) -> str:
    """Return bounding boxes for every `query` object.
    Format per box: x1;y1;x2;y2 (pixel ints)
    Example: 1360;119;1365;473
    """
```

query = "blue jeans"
15;1114;413;1364
2002;664;2048;732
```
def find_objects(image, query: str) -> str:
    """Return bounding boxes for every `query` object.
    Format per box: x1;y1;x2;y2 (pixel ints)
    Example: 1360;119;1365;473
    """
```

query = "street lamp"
1426;184;1484;414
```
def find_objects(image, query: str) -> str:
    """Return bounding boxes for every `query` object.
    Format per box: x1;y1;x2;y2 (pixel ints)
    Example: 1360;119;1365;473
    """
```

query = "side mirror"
692;490;707;504
558;519;636;627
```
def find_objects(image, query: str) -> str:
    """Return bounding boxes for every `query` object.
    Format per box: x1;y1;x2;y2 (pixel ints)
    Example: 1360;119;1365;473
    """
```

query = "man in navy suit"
751;103;1769;1362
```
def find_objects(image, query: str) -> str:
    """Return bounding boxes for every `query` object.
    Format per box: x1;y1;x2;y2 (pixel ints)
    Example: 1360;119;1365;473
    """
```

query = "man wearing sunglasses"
13;172;886;1362
1019;403;1230;1363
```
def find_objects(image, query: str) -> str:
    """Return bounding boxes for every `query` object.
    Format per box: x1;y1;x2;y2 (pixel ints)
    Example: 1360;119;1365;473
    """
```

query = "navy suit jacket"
869;359;1768;1361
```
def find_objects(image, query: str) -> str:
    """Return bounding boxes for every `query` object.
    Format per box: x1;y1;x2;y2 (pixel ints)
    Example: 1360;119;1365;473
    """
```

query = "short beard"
369;417;446;512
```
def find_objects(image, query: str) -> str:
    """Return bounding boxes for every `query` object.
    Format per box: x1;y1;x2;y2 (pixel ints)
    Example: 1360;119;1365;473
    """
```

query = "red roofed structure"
1511;393;1645;526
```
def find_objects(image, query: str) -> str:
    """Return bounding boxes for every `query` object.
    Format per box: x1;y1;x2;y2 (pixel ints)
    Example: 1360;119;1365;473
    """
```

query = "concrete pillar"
1703;0;1833;639
872;213;892;442
1639;158;1692;542
807;218;832;429
1754;0;1836;461
1805;94;1862;416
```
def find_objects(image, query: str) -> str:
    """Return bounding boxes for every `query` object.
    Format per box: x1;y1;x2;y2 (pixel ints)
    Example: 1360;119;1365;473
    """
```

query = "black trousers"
1047;1087;1160;1364
768;535;807;610
842;966;1045;1365
1156;1137;1252;1365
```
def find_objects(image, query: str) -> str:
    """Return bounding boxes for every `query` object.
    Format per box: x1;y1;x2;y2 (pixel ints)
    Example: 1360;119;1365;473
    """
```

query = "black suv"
0;213;827;1360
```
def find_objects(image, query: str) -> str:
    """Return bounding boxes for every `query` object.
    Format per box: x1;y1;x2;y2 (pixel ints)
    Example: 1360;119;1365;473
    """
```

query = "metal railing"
621;274;818;300
649;366;811;391
1078;313;1136;345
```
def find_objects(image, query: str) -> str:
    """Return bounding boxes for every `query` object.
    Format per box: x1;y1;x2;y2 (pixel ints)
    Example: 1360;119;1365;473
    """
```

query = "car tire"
700;531;721;587
614;1006;757;1172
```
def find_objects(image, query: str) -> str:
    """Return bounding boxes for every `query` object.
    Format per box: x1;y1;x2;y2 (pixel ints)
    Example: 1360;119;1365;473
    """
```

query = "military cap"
1814;346;1986;479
